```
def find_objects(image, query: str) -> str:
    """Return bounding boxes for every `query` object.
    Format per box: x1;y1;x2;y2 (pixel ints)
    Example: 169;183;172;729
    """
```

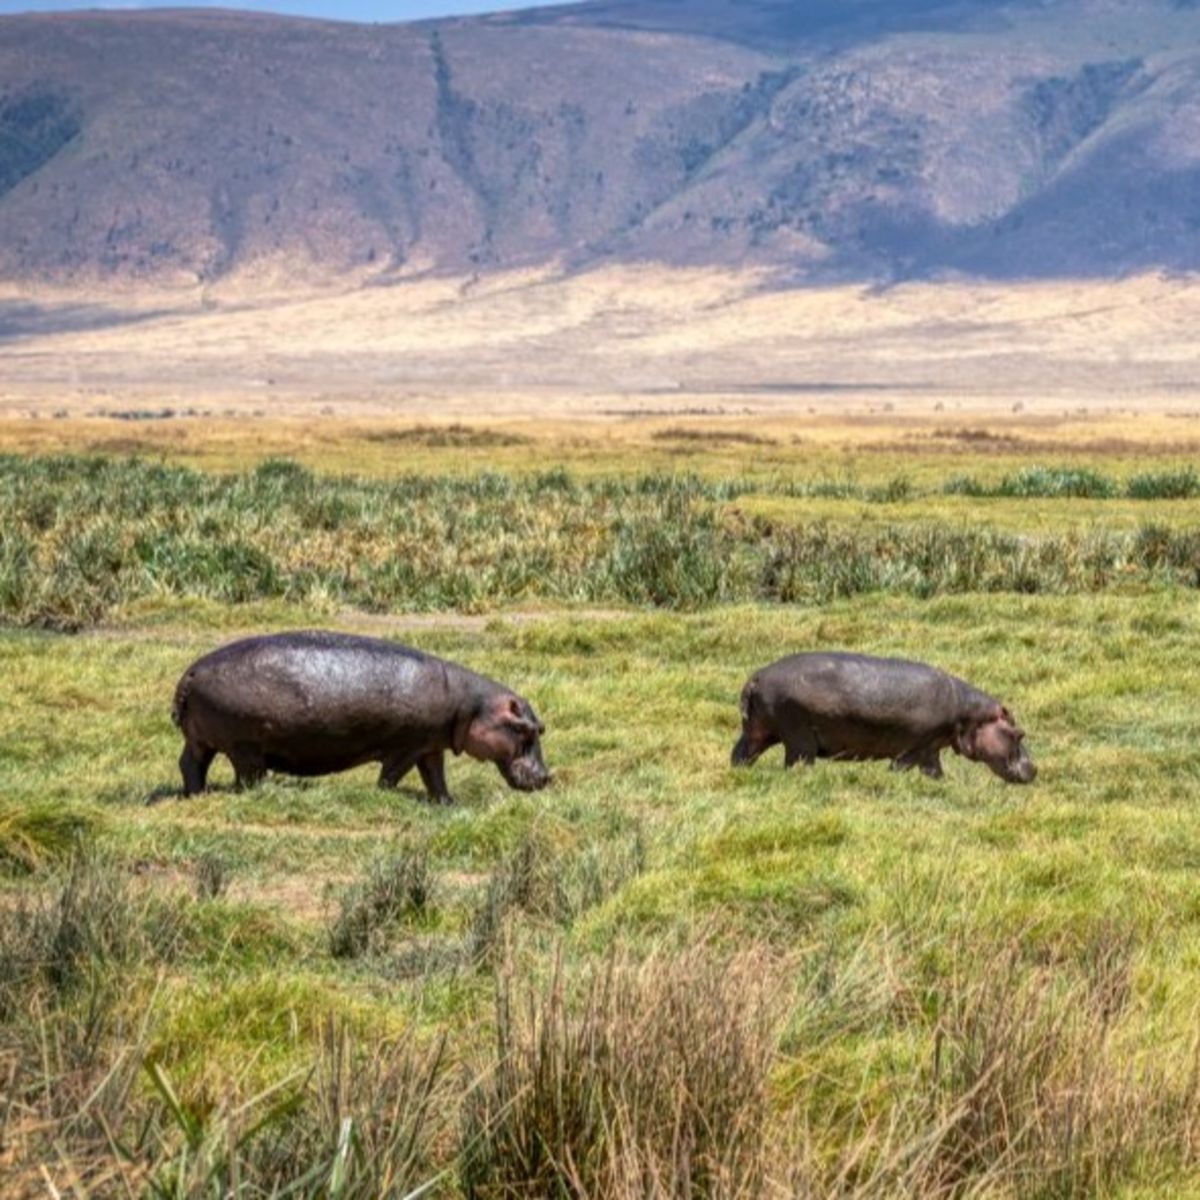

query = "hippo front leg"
417;752;454;805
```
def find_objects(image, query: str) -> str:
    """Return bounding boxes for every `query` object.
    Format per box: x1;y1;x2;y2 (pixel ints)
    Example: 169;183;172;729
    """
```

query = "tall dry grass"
461;944;785;1199
5;894;1199;1197
459;934;1200;1199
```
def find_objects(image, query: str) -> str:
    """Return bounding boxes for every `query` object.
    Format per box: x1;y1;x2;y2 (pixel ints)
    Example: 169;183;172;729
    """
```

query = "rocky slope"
2;0;1199;288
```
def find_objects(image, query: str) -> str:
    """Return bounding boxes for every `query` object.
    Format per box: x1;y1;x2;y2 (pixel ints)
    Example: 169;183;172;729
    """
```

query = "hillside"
1;1;1200;288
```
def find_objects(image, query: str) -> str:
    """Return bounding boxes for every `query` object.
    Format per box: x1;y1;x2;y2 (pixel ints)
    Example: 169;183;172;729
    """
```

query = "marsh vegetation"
2;455;1199;629
2;423;1199;1197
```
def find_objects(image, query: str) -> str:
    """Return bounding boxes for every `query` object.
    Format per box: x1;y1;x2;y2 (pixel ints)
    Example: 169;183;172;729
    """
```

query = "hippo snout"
996;752;1037;785
501;757;552;792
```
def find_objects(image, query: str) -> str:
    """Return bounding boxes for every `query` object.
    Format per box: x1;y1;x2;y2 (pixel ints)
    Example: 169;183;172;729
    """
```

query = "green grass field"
4;427;1200;1197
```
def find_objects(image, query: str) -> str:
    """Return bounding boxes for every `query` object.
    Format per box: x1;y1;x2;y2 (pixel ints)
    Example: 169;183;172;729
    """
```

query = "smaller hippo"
732;652;1035;784
171;631;551;803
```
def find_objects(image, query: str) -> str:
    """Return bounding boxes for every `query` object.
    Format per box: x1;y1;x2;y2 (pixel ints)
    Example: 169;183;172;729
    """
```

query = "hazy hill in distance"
2;0;1200;291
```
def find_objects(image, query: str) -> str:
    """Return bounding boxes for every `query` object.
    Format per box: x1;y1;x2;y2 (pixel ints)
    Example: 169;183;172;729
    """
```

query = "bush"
1000;466;1117;499
943;466;1118;499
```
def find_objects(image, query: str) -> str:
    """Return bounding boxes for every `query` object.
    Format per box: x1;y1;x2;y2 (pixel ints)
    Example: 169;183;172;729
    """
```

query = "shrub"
3;456;1200;627
943;466;1118;499
998;466;1117;499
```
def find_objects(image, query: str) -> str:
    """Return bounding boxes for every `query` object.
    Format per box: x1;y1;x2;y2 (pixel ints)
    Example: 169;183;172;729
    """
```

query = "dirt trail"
129;856;489;923
140;813;408;841
88;607;637;642
343;607;633;632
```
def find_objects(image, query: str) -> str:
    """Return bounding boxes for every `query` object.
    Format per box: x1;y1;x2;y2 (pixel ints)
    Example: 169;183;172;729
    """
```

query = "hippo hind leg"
892;746;944;780
417;752;454;805
379;750;421;790
179;743;215;797
380;750;450;804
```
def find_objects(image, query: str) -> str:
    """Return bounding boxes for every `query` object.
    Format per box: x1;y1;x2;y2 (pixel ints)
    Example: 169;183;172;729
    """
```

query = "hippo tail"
739;677;759;724
731;677;760;766
171;673;192;729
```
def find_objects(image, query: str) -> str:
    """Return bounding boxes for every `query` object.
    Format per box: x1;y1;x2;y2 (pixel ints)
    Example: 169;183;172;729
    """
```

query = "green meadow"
3;439;1200;1197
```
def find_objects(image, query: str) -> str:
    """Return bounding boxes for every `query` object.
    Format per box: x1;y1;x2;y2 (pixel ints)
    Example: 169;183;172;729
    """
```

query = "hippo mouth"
500;757;552;792
997;758;1037;785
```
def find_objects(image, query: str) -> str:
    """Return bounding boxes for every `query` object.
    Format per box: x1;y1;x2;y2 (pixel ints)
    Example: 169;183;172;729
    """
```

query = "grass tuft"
944;466;1118;498
328;849;433;959
194;850;231;900
0;802;96;875
467;829;645;966
461;943;786;1198
0;846;179;1017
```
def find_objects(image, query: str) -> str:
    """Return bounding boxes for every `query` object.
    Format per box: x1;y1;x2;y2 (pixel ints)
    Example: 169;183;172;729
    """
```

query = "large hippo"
731;652;1035;784
171;631;551;803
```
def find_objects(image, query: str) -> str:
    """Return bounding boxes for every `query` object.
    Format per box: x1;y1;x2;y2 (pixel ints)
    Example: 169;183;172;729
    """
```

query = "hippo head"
955;707;1036;785
456;693;551;792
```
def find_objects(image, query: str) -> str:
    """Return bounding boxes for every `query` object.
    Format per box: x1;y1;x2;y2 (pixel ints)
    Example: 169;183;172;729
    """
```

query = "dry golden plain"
5;266;1200;429
4;264;1200;482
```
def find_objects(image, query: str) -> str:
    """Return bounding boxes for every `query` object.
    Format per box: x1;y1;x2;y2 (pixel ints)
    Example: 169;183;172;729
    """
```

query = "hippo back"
758;651;971;731
175;631;448;733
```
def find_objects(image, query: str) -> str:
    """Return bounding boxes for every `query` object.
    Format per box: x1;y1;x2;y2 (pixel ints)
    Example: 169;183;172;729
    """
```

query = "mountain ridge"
2;1;1199;290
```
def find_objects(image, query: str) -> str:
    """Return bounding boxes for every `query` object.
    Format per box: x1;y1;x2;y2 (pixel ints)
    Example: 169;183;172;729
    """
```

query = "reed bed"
1;456;1198;628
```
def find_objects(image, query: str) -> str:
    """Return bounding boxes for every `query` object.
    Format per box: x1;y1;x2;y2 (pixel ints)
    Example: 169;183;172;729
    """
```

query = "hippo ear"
502;697;541;736
505;713;541;737
1001;707;1025;737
